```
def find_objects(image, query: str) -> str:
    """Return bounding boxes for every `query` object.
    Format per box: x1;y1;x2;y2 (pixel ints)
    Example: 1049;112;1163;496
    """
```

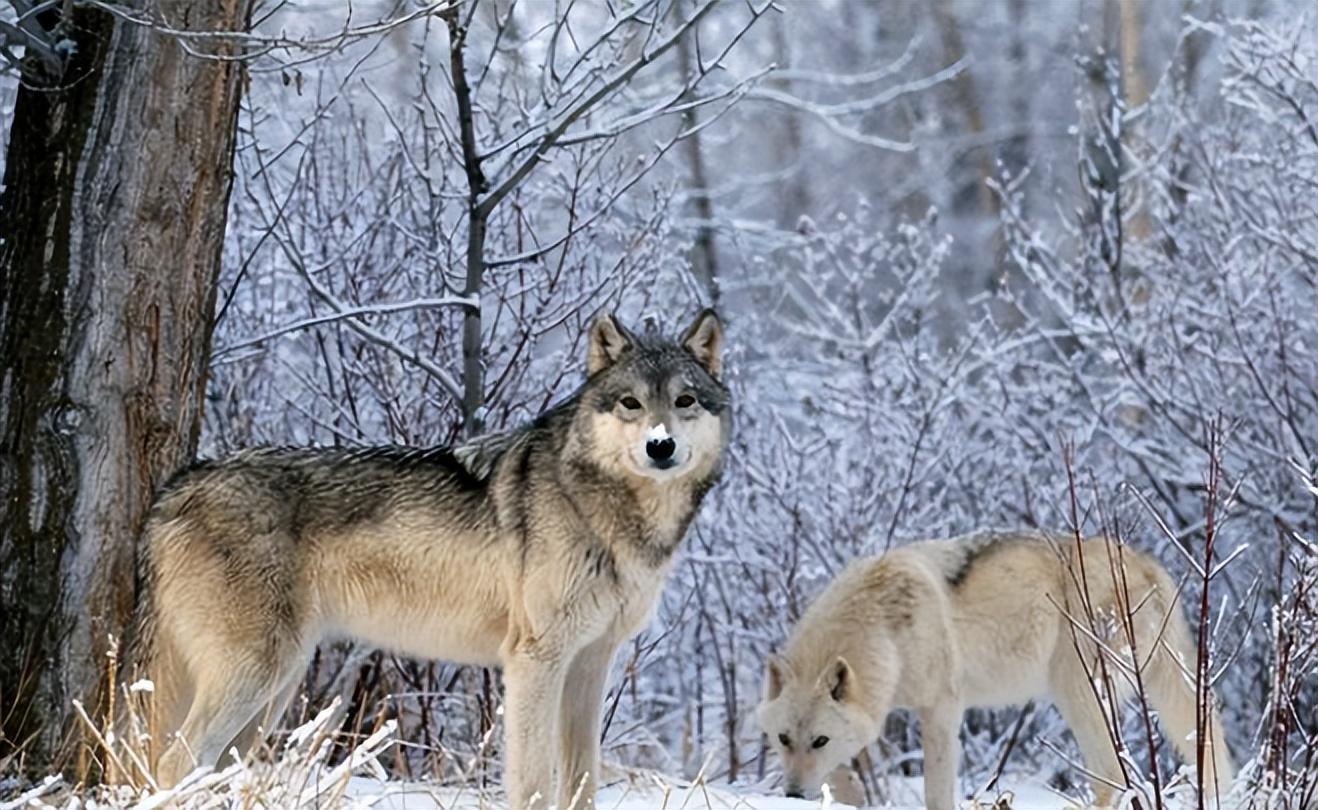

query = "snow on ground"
0;703;1230;810
343;776;1080;810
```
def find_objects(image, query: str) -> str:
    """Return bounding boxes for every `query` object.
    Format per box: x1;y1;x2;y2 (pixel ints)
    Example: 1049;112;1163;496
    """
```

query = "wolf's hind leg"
1050;663;1126;808
155;661;285;787
221;672;304;767
1146;637;1234;801
134;633;194;782
557;639;616;809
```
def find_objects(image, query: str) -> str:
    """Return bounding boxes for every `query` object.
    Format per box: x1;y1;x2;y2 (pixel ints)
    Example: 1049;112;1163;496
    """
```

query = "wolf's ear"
765;655;792;701
588;312;633;375
681;308;723;378
822;657;855;703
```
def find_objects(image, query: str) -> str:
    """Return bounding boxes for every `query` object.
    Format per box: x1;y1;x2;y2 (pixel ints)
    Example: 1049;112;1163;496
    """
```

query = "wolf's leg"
155;664;281;787
1146;640;1234;801
825;764;867;807
503;650;570;809
136;633;195;781
221;672;303;767
918;705;962;810
1050;669;1125;808
557;638;616;809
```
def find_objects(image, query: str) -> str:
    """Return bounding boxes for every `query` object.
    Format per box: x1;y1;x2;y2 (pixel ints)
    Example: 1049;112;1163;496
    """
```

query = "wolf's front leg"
504;652;570;809
918;705;963;810
557;638;617;809
825;765;867;807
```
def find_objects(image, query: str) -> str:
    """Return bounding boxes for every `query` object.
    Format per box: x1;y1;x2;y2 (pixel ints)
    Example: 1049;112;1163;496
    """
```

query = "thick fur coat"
757;531;1234;809
130;311;731;808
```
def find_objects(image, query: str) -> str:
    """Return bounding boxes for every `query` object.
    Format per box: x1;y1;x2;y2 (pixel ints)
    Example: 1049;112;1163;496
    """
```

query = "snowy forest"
1;0;1316;808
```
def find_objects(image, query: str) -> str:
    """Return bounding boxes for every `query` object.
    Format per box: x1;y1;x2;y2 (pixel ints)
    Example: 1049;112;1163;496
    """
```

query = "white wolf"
756;531;1234;809
128;311;730;808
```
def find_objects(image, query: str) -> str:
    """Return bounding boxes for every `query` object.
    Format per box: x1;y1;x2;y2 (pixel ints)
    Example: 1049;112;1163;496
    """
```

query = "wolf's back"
126;443;510;656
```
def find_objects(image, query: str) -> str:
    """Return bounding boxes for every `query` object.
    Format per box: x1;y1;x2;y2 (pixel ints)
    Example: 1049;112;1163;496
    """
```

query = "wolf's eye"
675;394;696;408
619;396;642;410
777;732;792;749
811;735;829;749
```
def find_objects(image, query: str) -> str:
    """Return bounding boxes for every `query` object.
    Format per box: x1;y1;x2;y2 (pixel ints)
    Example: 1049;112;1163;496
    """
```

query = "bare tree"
440;0;770;433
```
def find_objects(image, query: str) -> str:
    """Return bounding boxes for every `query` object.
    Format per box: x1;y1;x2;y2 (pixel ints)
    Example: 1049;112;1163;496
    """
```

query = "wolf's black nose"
785;788;804;799
646;436;676;461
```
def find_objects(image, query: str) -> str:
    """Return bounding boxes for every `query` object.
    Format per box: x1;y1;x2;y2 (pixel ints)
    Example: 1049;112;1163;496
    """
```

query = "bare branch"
478;0;771;217
80;0;458;71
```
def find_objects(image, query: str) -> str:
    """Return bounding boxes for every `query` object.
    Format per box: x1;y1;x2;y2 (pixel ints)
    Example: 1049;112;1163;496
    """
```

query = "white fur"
757;533;1235;809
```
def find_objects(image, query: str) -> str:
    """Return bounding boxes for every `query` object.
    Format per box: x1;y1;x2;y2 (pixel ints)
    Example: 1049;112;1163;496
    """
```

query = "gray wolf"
756;530;1234;809
128;310;730;808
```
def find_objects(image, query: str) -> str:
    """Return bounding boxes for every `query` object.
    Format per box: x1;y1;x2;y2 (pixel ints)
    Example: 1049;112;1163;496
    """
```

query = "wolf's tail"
121;513;190;774
1143;558;1235;802
124;506;166;682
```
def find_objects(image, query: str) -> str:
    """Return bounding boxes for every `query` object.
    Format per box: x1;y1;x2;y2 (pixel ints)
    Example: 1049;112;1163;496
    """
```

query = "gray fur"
940;528;1033;587
129;310;731;808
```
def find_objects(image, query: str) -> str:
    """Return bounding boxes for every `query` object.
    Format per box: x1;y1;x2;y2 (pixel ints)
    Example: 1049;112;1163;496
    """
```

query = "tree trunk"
770;10;810;232
1079;0;1127;313
1118;0;1149;108
1119;0;1151;246
445;9;489;438
0;0;253;772
1163;0;1213;258
929;0;998;218
676;20;720;305
1003;0;1030;184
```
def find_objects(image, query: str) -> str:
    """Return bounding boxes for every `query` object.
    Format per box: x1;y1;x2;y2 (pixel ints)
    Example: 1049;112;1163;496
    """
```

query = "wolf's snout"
784;787;804;799
646;436;676;461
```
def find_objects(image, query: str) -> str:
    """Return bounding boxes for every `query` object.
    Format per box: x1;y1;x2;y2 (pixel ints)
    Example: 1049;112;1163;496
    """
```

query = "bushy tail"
119;516;189;778
124;526;158;684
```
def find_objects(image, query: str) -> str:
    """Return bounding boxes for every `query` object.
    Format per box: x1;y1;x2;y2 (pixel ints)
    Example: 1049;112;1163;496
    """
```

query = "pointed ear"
765;655;792;701
587;313;633;375
681;308;723;378
820;657;855;703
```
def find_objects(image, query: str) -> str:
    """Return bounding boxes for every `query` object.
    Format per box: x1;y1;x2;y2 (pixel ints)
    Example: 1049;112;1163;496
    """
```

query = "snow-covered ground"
344;776;1077;810
2;703;1241;810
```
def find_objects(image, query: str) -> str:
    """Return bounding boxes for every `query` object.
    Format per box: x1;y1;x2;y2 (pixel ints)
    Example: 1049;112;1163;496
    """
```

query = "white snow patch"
647;422;671;442
341;775;1090;810
345;777;851;809
129;678;156;693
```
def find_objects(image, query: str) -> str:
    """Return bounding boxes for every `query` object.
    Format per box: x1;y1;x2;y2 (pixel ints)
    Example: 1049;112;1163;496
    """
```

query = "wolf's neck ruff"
558;452;715;567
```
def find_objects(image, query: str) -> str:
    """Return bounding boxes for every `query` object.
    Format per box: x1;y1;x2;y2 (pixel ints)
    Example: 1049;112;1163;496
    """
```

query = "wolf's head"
571;309;730;484
757;656;877;800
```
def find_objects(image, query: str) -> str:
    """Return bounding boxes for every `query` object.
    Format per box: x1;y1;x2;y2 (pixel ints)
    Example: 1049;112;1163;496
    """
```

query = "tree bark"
1118;0;1149;108
1119;0;1151;246
0;0;253;772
